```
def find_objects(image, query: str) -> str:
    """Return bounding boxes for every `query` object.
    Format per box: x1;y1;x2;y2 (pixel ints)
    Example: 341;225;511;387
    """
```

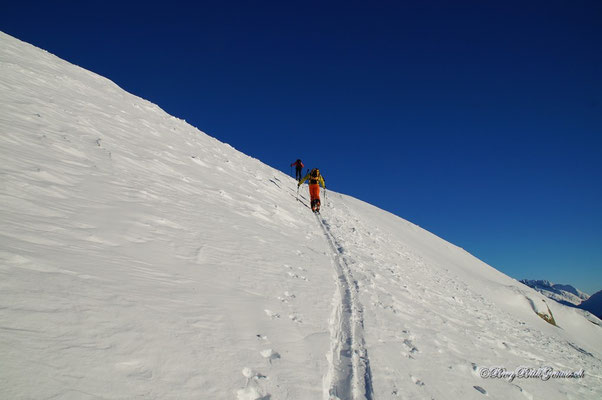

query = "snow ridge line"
317;213;374;400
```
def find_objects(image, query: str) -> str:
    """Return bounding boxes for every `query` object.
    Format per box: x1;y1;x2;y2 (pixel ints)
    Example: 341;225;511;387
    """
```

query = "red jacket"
291;160;304;168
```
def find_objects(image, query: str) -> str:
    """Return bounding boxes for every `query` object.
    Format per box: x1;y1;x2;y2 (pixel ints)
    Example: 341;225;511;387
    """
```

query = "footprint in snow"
402;339;419;359
264;310;280;319
242;367;267;381
260;349;281;364
287;271;308;281
237;368;270;400
278;291;296;303
374;301;397;314
289;313;303;324
410;375;425;386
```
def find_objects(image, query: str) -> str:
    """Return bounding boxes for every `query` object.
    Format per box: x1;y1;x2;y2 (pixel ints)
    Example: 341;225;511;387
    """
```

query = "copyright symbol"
480;367;490;378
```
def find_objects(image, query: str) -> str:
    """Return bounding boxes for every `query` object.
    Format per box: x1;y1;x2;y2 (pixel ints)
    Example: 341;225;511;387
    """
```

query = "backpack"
309;169;320;184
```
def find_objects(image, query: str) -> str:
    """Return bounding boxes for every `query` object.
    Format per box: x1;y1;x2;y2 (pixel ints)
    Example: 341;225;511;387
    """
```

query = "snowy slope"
0;32;334;399
520;280;590;306
1;31;601;400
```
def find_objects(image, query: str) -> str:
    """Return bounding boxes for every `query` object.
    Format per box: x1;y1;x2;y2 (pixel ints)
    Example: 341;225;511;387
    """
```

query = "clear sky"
3;1;601;294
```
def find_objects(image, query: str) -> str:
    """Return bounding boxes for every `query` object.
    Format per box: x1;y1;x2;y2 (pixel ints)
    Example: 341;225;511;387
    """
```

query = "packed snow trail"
317;211;373;400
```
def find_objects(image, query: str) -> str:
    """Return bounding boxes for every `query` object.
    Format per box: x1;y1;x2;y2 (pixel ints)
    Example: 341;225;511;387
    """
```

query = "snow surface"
1;31;601;399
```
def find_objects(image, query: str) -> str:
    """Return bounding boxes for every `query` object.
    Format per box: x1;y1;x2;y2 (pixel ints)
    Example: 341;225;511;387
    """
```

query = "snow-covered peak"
520;279;590;306
1;31;601;399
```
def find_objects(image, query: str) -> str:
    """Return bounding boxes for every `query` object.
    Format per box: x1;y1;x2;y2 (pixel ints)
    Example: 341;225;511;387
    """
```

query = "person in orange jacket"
298;168;326;212
291;159;304;181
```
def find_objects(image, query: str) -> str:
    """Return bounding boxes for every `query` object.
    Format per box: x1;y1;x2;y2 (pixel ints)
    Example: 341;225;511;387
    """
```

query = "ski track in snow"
317;212;374;400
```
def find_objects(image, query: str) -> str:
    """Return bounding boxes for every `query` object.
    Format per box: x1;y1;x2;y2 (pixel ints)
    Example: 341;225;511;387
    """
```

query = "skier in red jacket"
290;159;304;181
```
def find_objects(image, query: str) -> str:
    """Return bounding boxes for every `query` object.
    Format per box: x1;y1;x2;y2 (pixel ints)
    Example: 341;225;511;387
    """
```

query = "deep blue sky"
3;1;601;294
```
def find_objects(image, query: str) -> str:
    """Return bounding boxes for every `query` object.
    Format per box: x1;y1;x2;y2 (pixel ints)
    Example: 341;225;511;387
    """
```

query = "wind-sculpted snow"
1;32;333;399
1;31;601;399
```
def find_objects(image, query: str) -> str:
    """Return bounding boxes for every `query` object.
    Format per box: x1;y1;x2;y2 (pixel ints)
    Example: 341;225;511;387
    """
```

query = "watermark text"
480;366;584;382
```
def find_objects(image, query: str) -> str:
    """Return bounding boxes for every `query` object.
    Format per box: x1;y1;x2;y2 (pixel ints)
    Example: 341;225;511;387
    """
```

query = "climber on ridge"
290;159;304;181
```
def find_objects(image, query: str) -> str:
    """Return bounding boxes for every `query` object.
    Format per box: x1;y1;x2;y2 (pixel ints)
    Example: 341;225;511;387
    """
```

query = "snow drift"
1;31;601;399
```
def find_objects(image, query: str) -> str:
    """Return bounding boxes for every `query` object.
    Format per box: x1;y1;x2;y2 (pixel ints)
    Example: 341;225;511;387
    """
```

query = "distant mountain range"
520;279;601;319
519;280;589;306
